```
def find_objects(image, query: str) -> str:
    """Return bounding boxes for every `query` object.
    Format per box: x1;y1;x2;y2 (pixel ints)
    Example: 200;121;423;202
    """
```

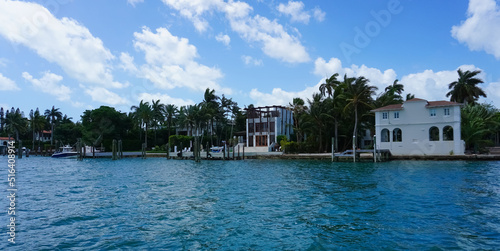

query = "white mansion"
372;98;465;156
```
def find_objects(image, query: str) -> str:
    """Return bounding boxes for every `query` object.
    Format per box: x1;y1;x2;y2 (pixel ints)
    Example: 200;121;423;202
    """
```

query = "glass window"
381;129;390;142
429;126;439;141
443;126;453;141
393;128;402;142
394;111;399;119
444;108;450;116
382;112;388;120
430;109;436;117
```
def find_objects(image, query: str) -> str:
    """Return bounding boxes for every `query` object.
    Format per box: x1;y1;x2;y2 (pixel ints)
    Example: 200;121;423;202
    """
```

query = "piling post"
222;143;225;160
206;142;209;159
232;144;235;160
373;135;377;163
112;139;117;160
18;140;22;159
167;142;170;159
237;145;240;160
331;137;334;162
242;145;245;160
83;143;86;159
142;143;146;159
353;135;356;163
180;142;183;159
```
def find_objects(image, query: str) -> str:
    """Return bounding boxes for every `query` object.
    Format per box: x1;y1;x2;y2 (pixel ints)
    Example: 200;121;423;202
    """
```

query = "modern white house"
245;106;293;152
372;98;465;156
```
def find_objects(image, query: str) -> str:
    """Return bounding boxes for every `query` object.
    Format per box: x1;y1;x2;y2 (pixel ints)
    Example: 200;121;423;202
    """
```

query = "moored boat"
52;145;78;158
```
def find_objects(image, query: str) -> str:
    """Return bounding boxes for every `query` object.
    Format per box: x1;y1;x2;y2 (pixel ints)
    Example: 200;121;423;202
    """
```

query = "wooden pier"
333;149;392;162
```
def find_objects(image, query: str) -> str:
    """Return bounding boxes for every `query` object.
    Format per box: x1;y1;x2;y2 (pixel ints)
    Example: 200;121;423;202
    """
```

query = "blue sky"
0;0;499;121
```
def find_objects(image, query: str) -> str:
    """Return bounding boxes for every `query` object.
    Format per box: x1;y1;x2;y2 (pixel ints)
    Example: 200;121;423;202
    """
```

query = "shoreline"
13;151;500;161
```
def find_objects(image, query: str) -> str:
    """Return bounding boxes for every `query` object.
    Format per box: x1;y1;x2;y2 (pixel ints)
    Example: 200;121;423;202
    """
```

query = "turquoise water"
1;157;500;250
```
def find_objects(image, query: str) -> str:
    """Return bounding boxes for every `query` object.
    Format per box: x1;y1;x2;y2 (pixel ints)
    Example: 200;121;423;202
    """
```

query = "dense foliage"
1;69;498;154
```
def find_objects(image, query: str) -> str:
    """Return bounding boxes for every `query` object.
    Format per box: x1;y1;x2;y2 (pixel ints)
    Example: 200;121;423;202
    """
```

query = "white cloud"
451;0;500;59
22;71;71;101
485;81;500;107
128;0;144;7
81;85;129;105
228;14;310;63
215;33;231;46
128;27;229;94
161;0;222;32
161;0;310;63
0;0;125;88
401;65;483;101
137;92;194;107
249;80;322;107
312;7;326;22
277;1;310;24
242;55;263;66
119;52;138;73
0;73;20;91
314;57;397;94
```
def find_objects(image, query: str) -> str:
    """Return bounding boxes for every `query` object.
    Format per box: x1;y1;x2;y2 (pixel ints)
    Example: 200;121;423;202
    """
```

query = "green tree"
302;93;331;152
44;106;62;146
164;104;178;140
461;103;500;152
342;76;377;150
4;108;28;141
446;69;486;105
289;97;307;143
82;106;131;147
151;99;165;145
319;73;343;151
130;100;152;147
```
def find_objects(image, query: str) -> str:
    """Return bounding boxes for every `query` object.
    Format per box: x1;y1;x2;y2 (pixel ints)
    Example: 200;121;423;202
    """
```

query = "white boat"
52;145;78;158
210;146;224;153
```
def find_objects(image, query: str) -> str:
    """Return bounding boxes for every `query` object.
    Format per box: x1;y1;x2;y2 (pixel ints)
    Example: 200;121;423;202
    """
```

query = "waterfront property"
372;98;465;156
245;106;293;152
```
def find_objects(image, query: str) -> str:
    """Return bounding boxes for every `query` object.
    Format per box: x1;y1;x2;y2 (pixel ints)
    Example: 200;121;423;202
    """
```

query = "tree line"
1;69;499;153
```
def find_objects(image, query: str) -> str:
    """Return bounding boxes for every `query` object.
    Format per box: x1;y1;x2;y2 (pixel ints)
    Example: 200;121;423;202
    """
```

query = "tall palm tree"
289;97;307;143
32;108;46;150
5;108;28;141
303;93;331;152
164;104;178;140
131;100;152;147
151;99;165;145
342;76;377;150
44;106;62;146
203;88;219;145
446;69;486;105
319;73;343;151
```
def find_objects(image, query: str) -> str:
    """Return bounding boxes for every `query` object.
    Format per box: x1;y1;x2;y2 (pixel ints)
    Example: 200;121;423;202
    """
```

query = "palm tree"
131;100;152;147
385;79;404;96
289;97;307;143
319;73;343;151
151;99;165;145
406;93;415;101
32;108;46;151
461;103;500;152
44;106;62;146
303;93;331;152
446;69;486;105
203;88;219;145
5;108;28;141
342;76;377;150
164;104;178;140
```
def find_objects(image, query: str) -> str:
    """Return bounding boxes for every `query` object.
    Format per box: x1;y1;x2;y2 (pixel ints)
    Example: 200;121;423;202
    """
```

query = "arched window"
381;129;390;142
429;126;440;141
393;128;402;142
443;126;454;141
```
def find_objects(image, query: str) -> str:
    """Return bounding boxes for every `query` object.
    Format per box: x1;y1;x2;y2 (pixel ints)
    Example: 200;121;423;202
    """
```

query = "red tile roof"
371;104;403;112
426;101;462;107
372;98;462;112
0;137;13;140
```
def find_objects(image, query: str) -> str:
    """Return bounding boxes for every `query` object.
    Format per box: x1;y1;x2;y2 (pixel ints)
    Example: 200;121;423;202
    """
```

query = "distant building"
372;98;465;155
35;130;51;142
245;106;293;152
